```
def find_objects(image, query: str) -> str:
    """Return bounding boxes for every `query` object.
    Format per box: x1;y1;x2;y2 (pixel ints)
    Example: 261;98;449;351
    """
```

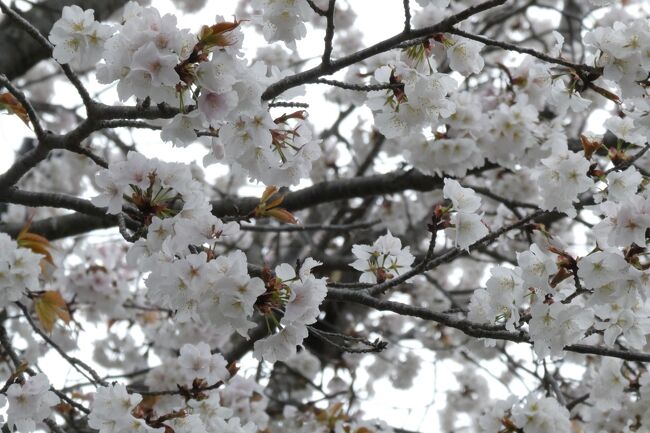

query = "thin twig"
604;144;650;175
447;27;598;73
268;101;310;108
402;0;411;32
0;74;46;141
305;0;327;16
322;0;336;66
240;219;380;232
365;209;545;296
16;301;108;387
118;213;143;242
312;78;400;92
308;326;387;354
326;288;650;363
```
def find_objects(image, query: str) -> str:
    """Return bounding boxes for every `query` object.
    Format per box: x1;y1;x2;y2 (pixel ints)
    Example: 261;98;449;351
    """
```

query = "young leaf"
17;220;54;265
0;92;30;126
34;291;71;333
253;186;298;224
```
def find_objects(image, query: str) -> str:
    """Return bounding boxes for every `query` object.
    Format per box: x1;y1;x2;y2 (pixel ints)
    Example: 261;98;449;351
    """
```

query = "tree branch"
402;0;411;32
240;219;380;232
447;27;597;73
321;0;336;66
261;0;508;100
327;288;650;363
0;188;107;216
1;166;496;239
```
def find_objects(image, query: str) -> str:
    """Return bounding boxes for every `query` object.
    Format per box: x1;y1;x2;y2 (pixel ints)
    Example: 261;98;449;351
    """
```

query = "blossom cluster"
88;382;260;433
533;145;593;218
350;231;415;284
96;2;194;105
49;2;321;187
144;250;265;333
48;5;114;70
594;167;650;248
4;374;59;433
145;342;229;390
469;236;650;356
90;148;328;362
87;383;152;433
91;150;205;217
585;17;650;98
251;0;311;45
216;111;322;186
367;62;457;139
478;394;571;433
0;233;43;309
253;258;328;363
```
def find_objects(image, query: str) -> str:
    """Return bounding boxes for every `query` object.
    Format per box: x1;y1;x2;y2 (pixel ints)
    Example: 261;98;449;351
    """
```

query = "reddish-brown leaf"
0;92;30;126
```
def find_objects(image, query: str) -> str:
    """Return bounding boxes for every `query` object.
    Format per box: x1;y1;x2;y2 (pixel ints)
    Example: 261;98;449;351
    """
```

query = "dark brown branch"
447;27;598;73
312;78;400;92
305;0;327;16
0;212;117;239
0;142;51;190
211;167;452;217
240;219;380;232
321;0;336;66
355;133;385;176
326;288;650;363
365;209;545;296
0;166;496;239
0;100;186;191
268;101;310;108
0;188;107;216
92;101;187;120
402;0;411;32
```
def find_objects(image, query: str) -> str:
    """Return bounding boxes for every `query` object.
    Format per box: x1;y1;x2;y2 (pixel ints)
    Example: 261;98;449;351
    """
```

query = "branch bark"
327;288;650;363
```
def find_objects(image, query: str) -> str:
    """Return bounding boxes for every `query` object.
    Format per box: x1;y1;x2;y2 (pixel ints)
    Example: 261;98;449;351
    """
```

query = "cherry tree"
0;0;649;431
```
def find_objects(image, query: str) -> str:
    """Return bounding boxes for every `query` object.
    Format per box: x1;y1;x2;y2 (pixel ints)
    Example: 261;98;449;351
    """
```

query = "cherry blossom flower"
0;233;43;308
511;395;571;433
88;383;155;433
49;5;113;69
517;243;558;292
447;211;488;251
253;323;309;364
446;36;485;75
443;178;482;213
351;231;415;284
178;342;229;384
5;374;59;433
